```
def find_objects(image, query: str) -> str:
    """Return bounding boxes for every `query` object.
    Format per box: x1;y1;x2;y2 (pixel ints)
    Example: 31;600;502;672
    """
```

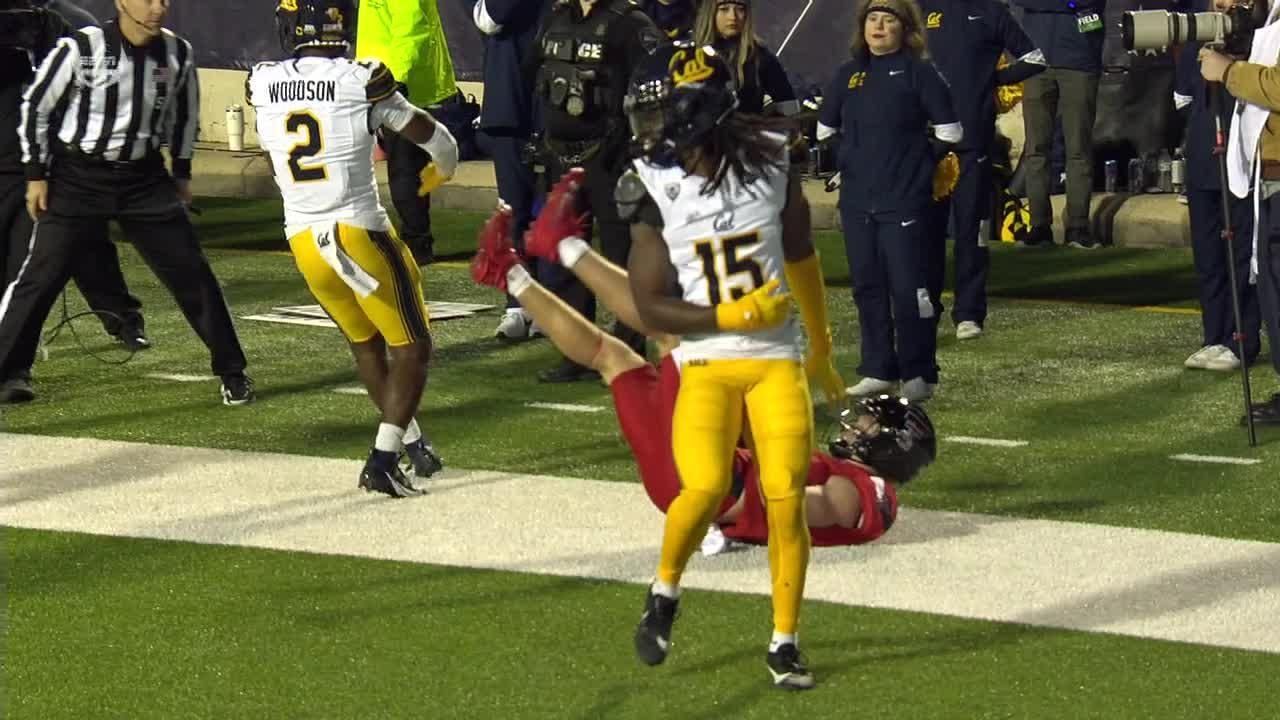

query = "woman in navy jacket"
817;0;962;402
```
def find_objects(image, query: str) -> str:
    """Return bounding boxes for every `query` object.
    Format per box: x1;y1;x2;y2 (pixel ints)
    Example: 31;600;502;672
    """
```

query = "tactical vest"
537;0;637;119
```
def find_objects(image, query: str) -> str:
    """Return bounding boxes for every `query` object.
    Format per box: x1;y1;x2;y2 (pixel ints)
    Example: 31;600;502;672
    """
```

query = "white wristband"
558;237;590;268
506;264;533;297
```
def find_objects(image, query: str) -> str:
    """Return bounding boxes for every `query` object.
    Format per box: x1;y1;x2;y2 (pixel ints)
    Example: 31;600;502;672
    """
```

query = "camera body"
1123;3;1265;57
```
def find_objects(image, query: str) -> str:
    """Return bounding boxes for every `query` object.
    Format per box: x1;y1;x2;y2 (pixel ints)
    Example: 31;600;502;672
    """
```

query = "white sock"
769;631;797;653
374;422;406;453
403;419;422;446
506;264;533;297
651;580;680;599
557;237;590;268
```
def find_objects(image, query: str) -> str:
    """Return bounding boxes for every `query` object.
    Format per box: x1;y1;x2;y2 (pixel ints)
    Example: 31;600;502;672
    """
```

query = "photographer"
0;0;147;404
1201;0;1280;423
1177;11;1259;374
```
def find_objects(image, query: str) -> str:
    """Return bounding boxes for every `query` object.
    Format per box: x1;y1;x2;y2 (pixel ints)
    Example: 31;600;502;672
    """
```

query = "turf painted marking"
1169;453;1261;466
145;373;216;383
944;436;1029;448
332;386;368;396
4;434;1280;656
524;401;606;414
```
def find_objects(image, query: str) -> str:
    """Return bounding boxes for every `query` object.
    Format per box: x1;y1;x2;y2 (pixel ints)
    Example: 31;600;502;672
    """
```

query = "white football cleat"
846;377;894;397
495;309;531;342
700;524;731;556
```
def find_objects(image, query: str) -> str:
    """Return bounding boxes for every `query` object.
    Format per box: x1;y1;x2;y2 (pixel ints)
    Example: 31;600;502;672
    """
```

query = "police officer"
1177;33;1259;373
921;0;1044;340
529;0;663;382
0;0;147;405
818;0;961;403
474;0;547;341
2;0;255;406
640;0;695;41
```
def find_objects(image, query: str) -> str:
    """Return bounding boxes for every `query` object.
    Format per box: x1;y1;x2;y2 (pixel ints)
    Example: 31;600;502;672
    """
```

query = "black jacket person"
526;0;663;382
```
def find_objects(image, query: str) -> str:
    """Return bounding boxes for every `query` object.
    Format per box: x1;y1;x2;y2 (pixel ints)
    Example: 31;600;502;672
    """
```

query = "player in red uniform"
470;172;936;547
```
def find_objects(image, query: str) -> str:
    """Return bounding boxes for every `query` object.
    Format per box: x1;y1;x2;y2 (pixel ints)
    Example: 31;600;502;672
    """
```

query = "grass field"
3;200;1280;718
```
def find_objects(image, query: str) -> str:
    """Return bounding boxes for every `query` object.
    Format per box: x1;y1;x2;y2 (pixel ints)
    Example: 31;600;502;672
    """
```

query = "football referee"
2;0;255;405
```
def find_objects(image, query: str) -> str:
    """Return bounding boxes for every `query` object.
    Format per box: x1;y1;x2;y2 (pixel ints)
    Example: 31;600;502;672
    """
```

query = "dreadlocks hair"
690;112;802;196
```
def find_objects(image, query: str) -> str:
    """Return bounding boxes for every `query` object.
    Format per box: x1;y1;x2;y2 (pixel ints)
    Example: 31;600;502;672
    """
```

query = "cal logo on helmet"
669;46;715;86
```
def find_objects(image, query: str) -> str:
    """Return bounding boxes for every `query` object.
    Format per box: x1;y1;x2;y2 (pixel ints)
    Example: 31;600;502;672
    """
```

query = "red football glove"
525;167;591;264
471;204;523;293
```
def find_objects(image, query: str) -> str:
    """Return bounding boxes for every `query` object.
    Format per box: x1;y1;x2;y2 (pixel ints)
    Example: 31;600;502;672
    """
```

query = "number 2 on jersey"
694;232;766;305
285;111;327;183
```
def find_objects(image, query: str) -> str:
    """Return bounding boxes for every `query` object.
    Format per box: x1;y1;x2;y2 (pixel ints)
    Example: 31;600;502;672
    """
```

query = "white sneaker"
495;309;530;341
956;321;983;340
901;377;936;402
700;524;731;556
1204;345;1242;371
1184;345;1218;369
847;377;895;397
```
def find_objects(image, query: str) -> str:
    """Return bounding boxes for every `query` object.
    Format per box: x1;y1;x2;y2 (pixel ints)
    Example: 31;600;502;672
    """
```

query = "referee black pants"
0;175;143;380
0;156;247;380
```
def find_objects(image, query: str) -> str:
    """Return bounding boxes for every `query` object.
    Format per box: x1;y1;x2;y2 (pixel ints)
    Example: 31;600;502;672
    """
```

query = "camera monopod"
1208;81;1258;446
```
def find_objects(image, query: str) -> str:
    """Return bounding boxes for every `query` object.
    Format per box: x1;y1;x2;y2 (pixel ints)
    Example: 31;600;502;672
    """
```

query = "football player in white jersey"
615;42;845;689
249;0;458;497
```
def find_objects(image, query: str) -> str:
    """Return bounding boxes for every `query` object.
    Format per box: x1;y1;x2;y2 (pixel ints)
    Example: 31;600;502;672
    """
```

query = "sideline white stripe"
3;434;1280;656
945;436;1029;448
145;373;215;383
524;402;605;414
1170;453;1261;466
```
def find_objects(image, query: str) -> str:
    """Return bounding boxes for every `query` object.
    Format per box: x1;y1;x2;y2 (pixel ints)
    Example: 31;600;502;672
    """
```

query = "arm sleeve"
818;66;847;130
920;62;961;139
370;91;422;134
620;11;665;68
992;6;1046;85
1225;61;1280;114
170;42;199;179
20;37;79;180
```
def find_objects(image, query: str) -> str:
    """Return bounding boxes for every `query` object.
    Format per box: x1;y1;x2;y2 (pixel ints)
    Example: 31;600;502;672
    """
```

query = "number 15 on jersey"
695;232;766;305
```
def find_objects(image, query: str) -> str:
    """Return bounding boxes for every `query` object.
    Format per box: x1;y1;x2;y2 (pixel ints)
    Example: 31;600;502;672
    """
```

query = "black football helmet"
828;395;936;485
276;0;354;54
623;41;738;167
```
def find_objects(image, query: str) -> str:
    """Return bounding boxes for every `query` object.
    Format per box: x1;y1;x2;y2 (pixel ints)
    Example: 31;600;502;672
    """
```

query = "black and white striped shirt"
20;20;199;181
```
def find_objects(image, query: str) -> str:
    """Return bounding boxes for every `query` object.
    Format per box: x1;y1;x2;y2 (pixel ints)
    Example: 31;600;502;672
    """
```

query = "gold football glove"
714;278;792;332
932;151;960;201
418;163;450;197
806;341;847;412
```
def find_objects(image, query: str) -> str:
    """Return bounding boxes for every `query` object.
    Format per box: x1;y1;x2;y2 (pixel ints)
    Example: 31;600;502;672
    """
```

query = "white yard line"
523;402;606;414
1169;453;1262;466
2;434;1279;655
944;436;1030;448
332;386;368;396
144;373;216;383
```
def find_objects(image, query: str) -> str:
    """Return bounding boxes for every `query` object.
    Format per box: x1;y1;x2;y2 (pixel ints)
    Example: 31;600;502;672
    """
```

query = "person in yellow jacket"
356;0;459;264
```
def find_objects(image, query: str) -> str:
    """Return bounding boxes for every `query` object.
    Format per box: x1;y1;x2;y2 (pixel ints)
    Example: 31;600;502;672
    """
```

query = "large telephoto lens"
1122;10;1234;50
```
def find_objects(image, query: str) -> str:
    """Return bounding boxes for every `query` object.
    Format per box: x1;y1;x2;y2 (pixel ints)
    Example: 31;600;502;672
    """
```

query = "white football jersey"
248;57;415;236
631;134;800;362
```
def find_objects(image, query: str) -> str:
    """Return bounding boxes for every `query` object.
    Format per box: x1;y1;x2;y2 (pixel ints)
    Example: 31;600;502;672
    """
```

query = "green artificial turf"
6;527;1278;720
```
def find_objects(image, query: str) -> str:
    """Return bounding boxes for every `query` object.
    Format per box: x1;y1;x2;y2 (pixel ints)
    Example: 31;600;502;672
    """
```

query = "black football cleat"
220;373;255;406
359;450;424;498
766;643;816;690
401;438;444;480
634;588;679;666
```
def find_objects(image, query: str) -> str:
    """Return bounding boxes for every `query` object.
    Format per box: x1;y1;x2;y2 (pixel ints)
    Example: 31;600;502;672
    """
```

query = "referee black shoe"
111;325;150;352
0;375;35;404
766;643;816;690
634;587;679;666
220;373;255;406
